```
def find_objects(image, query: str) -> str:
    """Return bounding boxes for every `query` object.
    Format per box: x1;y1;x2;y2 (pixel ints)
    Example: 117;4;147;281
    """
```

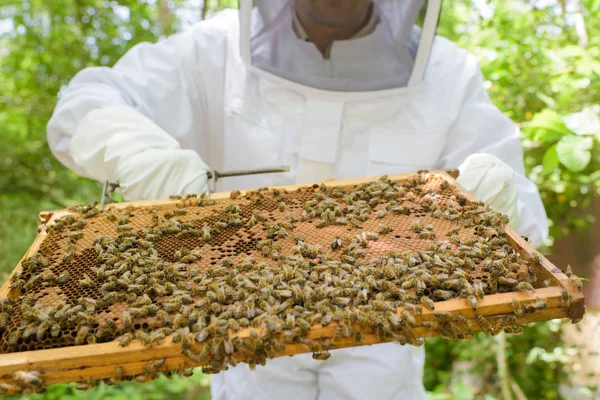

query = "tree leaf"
536;92;557;109
452;382;475;400
532;128;564;144
525;109;573;140
562;107;600;136
556;135;593;172
542;144;559;174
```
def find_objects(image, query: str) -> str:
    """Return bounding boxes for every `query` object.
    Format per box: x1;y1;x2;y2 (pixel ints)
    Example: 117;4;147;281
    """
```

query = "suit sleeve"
46;24;210;179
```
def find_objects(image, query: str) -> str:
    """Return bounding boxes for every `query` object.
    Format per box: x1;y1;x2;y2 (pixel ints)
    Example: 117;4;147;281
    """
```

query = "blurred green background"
1;0;599;399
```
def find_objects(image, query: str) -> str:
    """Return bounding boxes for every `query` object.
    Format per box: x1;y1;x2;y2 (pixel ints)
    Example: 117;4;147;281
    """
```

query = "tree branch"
571;0;588;46
496;332;513;400
202;0;210;20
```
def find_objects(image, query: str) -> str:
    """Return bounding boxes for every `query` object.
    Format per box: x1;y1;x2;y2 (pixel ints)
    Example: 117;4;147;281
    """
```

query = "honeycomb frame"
0;171;584;389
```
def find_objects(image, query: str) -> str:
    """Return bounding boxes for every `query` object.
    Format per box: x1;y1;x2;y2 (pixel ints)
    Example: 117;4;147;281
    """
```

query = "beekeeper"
47;0;548;399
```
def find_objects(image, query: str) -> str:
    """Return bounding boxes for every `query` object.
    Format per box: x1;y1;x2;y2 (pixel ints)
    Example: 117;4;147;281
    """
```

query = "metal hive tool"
0;171;585;393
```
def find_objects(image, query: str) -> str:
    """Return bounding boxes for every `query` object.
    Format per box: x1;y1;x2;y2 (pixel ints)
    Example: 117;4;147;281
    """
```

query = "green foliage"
424;321;574;399
521;107;600;239
0;0;598;399
438;0;600;244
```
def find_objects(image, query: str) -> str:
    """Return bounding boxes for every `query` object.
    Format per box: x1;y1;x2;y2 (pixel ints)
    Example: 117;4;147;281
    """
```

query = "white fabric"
210;343;426;400
70;105;209;200
457;153;519;229
46;5;549;398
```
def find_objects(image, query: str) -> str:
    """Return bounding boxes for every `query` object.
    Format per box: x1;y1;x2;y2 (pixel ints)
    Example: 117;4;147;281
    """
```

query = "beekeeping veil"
238;0;442;92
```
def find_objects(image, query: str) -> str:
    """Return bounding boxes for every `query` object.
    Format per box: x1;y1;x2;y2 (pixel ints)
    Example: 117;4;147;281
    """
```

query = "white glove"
69;105;209;201
457;153;519;229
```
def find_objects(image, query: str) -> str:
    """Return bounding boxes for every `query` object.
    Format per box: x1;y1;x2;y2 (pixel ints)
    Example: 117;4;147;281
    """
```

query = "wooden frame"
0;172;585;388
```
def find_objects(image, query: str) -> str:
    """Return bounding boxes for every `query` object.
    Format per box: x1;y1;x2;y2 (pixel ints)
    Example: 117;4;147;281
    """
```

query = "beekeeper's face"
295;0;372;28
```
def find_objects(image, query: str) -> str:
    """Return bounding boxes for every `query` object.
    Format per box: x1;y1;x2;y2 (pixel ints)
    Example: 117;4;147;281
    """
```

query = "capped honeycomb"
0;172;560;386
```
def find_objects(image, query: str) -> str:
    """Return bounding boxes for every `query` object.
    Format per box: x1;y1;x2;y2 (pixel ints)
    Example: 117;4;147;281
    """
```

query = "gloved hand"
69;105;209;201
457;153;519;230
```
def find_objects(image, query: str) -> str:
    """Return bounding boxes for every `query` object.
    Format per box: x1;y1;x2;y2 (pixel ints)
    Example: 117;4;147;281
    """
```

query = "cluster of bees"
0;173;583;392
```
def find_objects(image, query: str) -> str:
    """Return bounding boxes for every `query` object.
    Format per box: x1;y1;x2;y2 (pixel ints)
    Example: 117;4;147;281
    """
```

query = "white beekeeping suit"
46;0;549;399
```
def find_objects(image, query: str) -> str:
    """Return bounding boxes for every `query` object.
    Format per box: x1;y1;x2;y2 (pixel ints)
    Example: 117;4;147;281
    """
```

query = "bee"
376;209;388;219
475;314;493;332
116;224;132;232
327;236;344;251
331;217;347;226
540;279;551;287
472;282;485;299
302;244;322;259
7;330;21;347
315;219;329;229
421;320;439;330
420;296;435;311
246;215;258;228
532;252;541;264
10;278;25;291
0;297;14;312
418;231;435;240
391;206;410;215
75;326;90;345
565;265;573;278
12;370;42;388
138;239;154;249
434;290;455;301
274;227;288;239
132;330;150;346
0;312;8;332
433;311;453;322
481;258;492;272
504;325;524;335
79;274;96;289
116;332;134;347
225;203;243;214
569;275;583;292
561;289;571;308
36;320;52;341
517;282;534;292
150;330;166;345
340;254;356;264
511;298;524;317
85;207;100;218
498;277;518;287
96;320;116;341
230;189;241;199
69;231;84;241
312;351;331;361
533;299;547;310
180;253;200;263
363;232;379;241
49;323;61;338
215;258;233;269
61;247;77;262
379;224;393;234
455;314;473;330
465;295;478;311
